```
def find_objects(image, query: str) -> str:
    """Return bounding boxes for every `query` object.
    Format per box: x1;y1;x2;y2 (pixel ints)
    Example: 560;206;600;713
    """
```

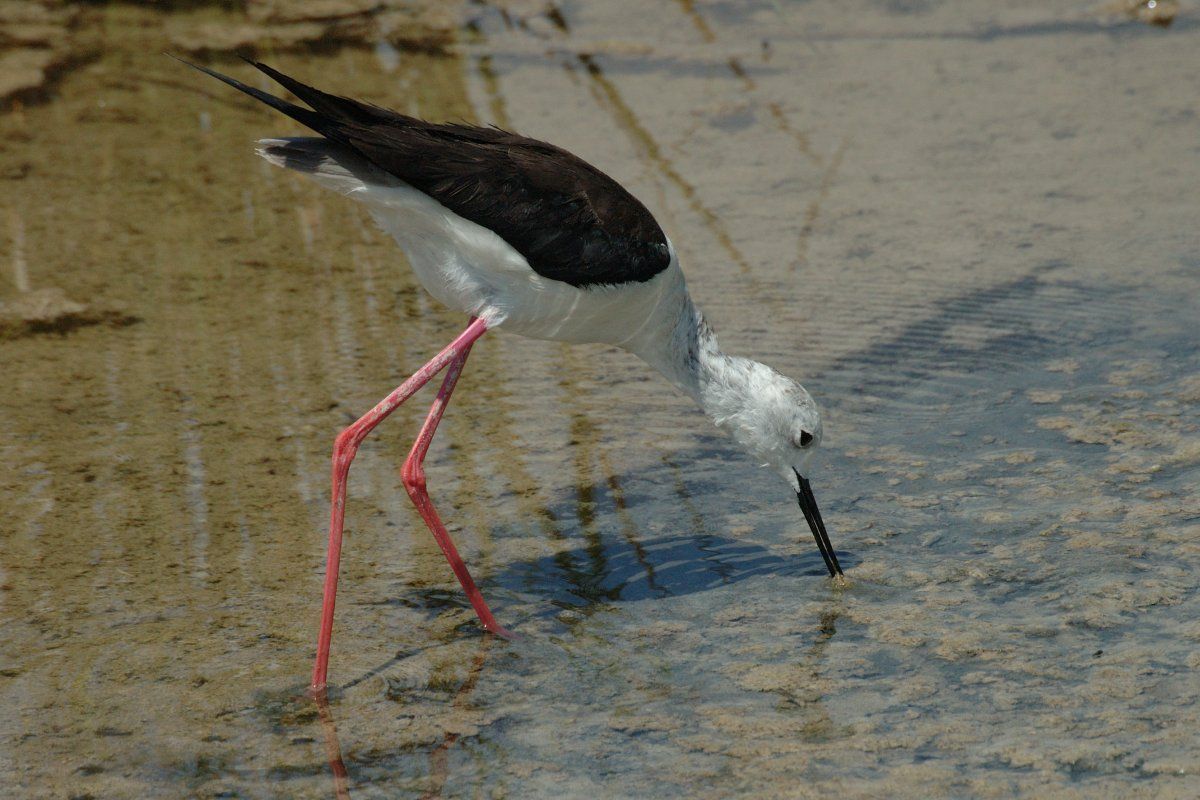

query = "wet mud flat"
2;1;1199;798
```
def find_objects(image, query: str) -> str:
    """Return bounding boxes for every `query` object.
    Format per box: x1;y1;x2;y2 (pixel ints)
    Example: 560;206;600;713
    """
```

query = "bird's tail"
255;137;399;195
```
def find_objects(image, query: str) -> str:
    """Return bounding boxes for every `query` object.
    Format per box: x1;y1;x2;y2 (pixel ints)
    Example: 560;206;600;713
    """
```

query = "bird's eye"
795;430;814;448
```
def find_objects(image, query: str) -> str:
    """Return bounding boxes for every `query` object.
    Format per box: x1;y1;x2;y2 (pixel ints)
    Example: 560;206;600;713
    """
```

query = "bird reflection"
421;636;493;800
312;692;351;800
310;635;494;799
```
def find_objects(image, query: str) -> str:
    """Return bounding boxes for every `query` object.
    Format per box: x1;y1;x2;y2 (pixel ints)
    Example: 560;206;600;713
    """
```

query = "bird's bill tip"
793;470;844;579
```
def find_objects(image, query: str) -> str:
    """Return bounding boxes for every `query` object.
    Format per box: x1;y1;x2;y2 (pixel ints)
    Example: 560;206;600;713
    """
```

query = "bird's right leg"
311;316;489;695
400;342;513;641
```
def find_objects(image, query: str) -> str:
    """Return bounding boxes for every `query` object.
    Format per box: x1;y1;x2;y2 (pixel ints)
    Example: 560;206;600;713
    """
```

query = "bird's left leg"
401;338;514;639
312;316;489;694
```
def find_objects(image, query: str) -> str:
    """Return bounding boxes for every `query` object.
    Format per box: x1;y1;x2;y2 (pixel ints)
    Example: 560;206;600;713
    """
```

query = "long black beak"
794;470;843;578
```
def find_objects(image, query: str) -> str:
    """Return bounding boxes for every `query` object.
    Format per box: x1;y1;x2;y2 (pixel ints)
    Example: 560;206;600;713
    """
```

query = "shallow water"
2;2;1199;798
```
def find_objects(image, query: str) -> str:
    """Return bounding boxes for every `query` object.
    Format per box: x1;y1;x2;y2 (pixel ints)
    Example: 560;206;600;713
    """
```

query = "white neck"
622;277;755;425
620;264;818;484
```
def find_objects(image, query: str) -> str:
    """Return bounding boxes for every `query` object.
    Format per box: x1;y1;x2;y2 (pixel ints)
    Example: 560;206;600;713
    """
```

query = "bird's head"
705;360;844;580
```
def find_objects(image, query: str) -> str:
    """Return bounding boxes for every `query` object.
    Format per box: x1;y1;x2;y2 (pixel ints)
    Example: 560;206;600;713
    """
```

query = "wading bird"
180;59;844;693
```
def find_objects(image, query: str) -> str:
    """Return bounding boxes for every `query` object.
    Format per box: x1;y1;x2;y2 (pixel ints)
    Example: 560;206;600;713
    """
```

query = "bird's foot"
484;621;519;641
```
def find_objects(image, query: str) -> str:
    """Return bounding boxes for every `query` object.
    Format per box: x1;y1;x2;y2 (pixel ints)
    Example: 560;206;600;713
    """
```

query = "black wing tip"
169;54;301;106
168;52;333;136
164;52;206;73
239;56;284;81
166;53;257;94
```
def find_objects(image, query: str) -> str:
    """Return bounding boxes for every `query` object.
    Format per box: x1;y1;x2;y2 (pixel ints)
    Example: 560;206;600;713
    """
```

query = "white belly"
360;181;687;347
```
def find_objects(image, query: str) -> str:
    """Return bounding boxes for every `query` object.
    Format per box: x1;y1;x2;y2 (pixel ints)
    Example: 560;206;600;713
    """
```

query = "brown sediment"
676;0;824;168
0;6;492;795
0;1;463;111
474;53;511;129
600;451;660;593
794;135;849;268
167;0;463;55
674;0;716;44
1096;0;1179;27
0;286;140;339
764;100;822;166
0;2;93;108
577;53;753;276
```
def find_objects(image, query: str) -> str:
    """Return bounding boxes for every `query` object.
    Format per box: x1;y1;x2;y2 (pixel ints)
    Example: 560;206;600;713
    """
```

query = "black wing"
179;58;672;288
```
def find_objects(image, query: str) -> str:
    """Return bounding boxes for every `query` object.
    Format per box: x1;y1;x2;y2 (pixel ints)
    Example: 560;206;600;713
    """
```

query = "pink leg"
401;342;514;641
311;317;494;694
312;693;350;800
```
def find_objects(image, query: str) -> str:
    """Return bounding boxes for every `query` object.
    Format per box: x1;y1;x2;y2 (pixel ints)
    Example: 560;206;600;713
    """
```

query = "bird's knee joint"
333;427;360;464
401;462;425;493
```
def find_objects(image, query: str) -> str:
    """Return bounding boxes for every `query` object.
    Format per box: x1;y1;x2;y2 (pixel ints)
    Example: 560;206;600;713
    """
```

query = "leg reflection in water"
310;636;495;799
313;692;351;800
422;637;493;800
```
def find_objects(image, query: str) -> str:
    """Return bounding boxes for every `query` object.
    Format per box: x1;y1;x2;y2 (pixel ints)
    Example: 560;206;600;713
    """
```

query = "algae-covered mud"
2;2;1198;798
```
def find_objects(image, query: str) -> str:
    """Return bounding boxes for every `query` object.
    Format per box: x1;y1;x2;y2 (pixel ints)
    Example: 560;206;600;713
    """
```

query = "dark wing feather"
181;58;671;287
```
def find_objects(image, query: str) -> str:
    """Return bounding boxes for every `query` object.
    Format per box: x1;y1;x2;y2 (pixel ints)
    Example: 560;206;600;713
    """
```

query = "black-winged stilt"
180;59;844;693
